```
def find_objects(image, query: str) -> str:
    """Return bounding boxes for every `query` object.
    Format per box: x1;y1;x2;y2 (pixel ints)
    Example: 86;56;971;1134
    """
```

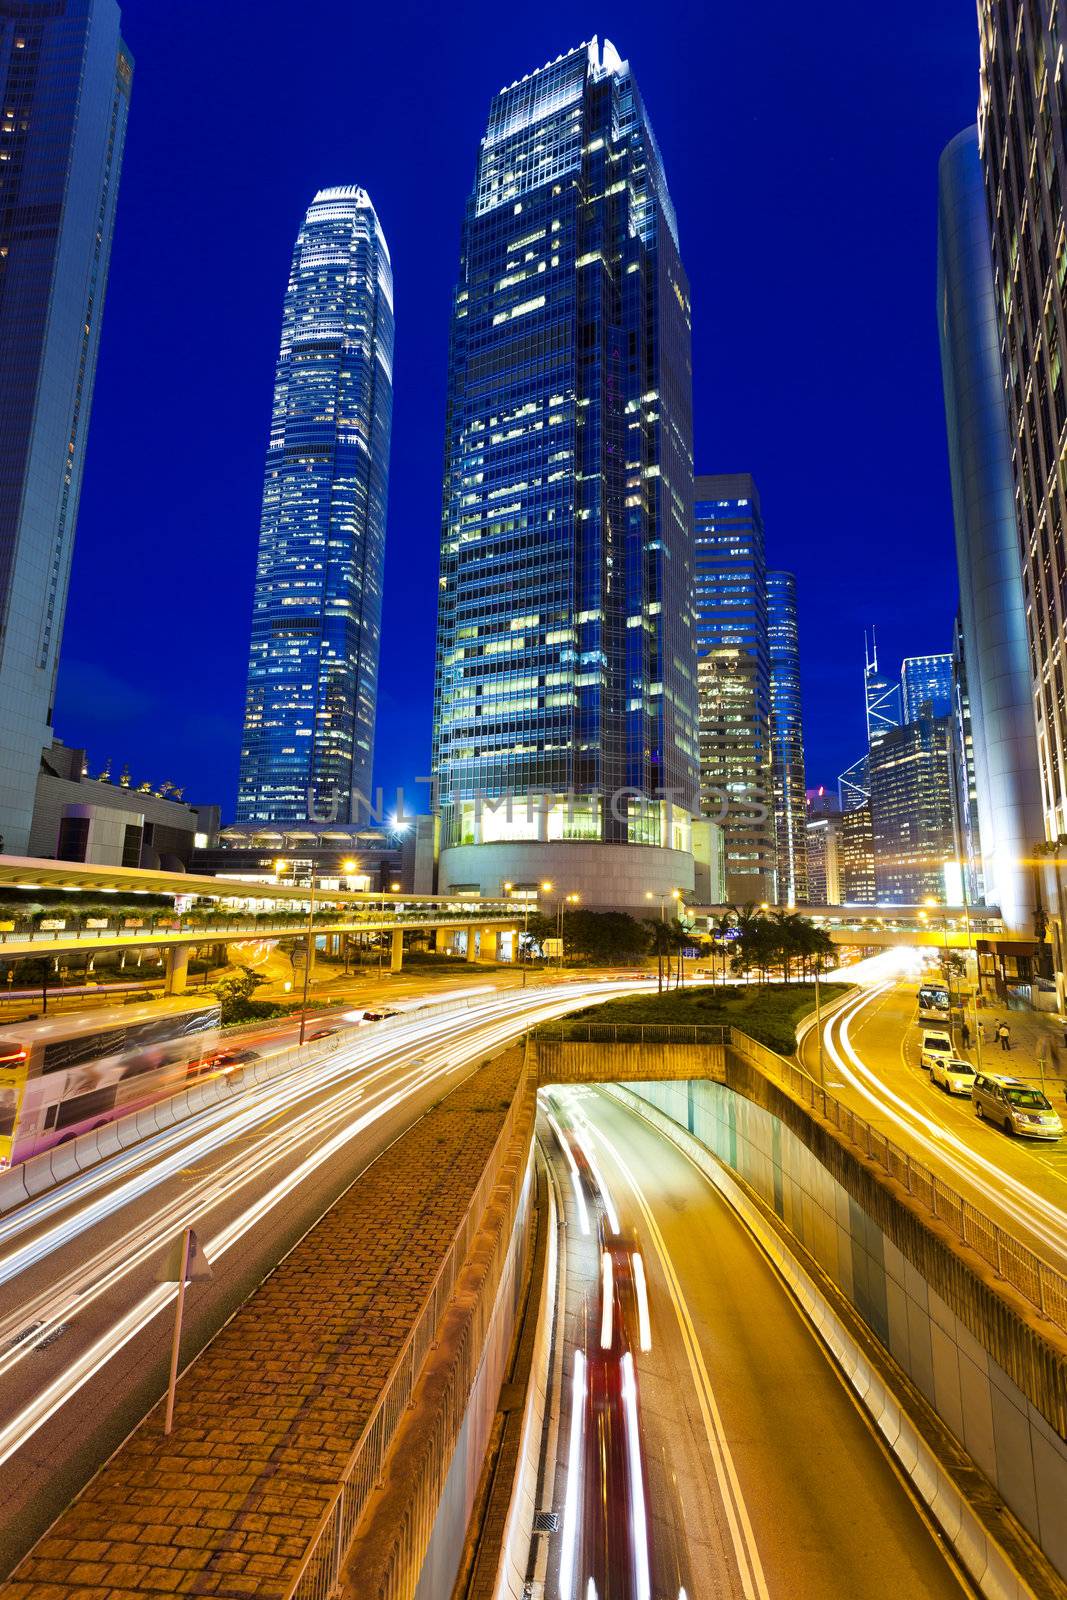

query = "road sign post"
158;1226;212;1435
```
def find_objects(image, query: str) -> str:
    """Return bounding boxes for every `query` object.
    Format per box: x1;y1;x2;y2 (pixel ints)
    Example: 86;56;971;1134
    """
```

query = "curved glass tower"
432;40;698;906
937;126;1043;931
237;187;393;825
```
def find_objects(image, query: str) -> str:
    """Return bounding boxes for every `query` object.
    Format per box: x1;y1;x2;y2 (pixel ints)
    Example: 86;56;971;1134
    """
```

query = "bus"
0;997;221;1168
917;983;950;1023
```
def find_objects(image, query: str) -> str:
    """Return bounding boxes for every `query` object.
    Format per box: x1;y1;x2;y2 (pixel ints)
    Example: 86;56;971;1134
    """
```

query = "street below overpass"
802;967;1067;1274
540;1086;969;1600
0;976;647;1579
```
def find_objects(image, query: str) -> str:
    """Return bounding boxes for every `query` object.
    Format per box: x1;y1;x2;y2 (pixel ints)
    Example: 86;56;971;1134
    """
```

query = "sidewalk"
961;997;1067;1092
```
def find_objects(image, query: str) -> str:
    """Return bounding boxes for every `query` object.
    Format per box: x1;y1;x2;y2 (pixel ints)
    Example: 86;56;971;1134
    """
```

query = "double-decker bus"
0;997;221;1168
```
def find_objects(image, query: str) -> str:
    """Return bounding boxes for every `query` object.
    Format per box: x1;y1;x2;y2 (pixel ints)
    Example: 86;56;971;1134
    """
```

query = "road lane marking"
578;1108;771;1600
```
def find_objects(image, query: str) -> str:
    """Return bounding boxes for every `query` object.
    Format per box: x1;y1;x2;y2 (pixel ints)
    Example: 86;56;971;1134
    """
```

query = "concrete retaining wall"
340;1070;538;1600
625;1073;1067;1580
537;1037;726;1084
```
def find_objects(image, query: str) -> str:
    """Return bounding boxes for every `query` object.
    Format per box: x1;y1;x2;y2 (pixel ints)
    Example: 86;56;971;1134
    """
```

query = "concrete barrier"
337;1068;539;1600
0;987;530;1217
610;1069;1067;1583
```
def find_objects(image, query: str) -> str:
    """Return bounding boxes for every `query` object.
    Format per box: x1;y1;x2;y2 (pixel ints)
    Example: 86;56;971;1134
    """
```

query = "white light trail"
600;1250;613;1349
546;1111;590;1235
560;1348;586;1600
632;1251;652;1352
620;1351;651;1600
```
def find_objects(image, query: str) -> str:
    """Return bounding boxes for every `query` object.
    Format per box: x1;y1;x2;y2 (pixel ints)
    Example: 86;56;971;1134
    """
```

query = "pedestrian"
997;1021;1011;1052
961;1018;971;1049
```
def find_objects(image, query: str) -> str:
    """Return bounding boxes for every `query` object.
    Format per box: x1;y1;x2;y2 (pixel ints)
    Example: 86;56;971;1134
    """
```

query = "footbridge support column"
164;945;189;996
390;927;404;974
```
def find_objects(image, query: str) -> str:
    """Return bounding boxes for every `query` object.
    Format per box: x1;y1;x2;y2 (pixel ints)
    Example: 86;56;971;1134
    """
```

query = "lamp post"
276;858;316;1046
645;887;681;991
505;882;532;987
341;858;358;972
942;865;984;1071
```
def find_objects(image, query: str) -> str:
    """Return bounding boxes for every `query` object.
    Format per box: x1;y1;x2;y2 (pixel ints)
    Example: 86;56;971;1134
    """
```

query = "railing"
538;1021;730;1046
726;1029;1067;1336
0;906;518;945
282;1052;532;1600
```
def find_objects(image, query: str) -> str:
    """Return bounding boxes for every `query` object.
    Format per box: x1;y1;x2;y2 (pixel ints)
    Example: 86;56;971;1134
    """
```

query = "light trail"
620;1350;652;1600
559;1349;586;1600
545;1110;590;1235
600;1251;614;1350
579;1104;771;1600
822;984;1067;1266
0;979;654;1475
632;1251;652;1352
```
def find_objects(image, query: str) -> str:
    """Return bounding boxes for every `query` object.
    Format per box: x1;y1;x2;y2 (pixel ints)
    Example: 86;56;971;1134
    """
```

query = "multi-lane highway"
0;976;646;1578
540;1085;970;1600
802;969;1067;1273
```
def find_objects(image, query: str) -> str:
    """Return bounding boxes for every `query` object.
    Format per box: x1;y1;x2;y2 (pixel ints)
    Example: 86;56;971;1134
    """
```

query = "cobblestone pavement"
0;1049;524;1600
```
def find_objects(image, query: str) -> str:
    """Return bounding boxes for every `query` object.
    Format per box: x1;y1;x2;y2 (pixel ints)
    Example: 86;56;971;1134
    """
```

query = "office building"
864;632;902;748
868;706;957;904
431;40;699;909
901;653;953;722
0;0;132;857
838;754;869;813
940;121;1045;937
840;803;876;902
949;614;984;904
806;808;842;905
767;570;808;904
26;740;219;869
693;476;776;903
237;187;394;827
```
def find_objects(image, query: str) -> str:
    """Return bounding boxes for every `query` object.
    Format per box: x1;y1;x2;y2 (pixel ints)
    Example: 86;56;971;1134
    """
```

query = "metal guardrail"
0;906;517;947
281;1052;532;1600
538;1021;731;1046
725;1028;1067;1337
538;1017;1067;1331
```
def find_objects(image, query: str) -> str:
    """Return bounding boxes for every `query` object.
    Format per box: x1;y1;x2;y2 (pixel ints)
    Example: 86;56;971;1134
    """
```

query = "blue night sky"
56;0;978;813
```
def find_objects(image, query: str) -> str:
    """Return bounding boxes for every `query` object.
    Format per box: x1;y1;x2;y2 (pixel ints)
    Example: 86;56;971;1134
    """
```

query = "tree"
213;969;267;1025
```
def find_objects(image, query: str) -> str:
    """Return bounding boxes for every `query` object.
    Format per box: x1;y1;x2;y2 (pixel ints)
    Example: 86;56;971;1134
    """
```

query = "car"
358;1008;398;1023
207;1047;260;1072
972;1073;1063;1139
930;1055;976;1095
919;1030;953;1071
307;1026;338;1040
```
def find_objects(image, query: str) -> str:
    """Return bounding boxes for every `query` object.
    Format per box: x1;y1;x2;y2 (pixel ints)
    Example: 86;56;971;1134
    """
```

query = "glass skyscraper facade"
767;570;808;904
868;706;957;904
978;1;1067;844
900;652;953;722
0;0;131;856
432;39;697;903
938;122;1043;933
237;187;394;826
693;474;776;903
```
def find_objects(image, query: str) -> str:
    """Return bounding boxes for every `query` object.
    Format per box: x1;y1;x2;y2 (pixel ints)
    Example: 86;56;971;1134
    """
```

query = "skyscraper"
693;475;776;904
0;0;132;857
868;706;957;904
864;632;902;749
900;653;953;723
767;570;808;904
942;116;1046;938
237;187;394;826
432;40;698;907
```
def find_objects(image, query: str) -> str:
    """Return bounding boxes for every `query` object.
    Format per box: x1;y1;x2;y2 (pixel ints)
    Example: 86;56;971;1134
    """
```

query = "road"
801;974;1067;1273
540;1086;970;1600
0;976;645;1578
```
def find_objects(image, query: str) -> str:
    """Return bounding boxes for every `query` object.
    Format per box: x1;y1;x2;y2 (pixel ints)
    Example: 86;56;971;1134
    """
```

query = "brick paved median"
1;1048;525;1600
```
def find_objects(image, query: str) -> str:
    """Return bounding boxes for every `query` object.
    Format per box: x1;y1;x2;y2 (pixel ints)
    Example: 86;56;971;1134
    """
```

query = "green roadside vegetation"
539;981;852;1055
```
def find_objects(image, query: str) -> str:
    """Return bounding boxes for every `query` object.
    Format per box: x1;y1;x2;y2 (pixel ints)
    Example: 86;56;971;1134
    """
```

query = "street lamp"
940;866;984;1071
505;882;532;987
276;858;316;1046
